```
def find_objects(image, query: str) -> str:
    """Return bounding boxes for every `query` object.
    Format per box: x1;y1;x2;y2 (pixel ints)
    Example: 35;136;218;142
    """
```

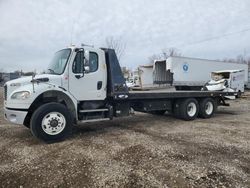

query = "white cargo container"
153;56;249;90
138;65;154;88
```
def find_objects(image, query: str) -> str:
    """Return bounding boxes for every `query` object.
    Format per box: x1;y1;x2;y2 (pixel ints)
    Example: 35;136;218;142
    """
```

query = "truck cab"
4;46;117;142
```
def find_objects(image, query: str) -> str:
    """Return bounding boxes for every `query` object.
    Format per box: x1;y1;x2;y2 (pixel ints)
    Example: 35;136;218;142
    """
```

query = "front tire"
30;103;73;143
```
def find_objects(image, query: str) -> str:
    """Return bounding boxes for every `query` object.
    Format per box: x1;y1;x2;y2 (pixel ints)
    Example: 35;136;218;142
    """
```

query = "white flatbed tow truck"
3;46;238;142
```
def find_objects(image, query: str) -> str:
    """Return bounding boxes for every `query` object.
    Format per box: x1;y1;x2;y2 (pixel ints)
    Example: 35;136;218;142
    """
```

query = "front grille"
4;85;7;100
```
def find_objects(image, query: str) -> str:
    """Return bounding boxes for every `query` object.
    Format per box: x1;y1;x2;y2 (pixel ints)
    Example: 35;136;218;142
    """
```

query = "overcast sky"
0;0;250;72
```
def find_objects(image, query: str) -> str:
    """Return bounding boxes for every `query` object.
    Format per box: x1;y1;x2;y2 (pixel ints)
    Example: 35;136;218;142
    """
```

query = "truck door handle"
75;74;84;79
97;81;102;90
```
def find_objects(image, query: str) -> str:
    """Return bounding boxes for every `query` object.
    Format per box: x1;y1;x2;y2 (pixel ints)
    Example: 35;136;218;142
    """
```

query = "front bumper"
4;108;28;125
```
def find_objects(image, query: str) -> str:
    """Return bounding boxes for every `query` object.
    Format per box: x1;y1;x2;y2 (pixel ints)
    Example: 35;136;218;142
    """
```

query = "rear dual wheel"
198;98;216;119
174;98;199;121
174;97;216;120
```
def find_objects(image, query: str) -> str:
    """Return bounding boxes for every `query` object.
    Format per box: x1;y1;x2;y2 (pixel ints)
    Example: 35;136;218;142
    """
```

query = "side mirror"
84;65;90;73
84;50;90;74
74;51;85;79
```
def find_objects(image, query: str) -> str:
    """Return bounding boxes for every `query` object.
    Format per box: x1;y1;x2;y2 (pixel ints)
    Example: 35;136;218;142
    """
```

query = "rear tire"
179;98;199;121
30;102;73;143
198;98;216;119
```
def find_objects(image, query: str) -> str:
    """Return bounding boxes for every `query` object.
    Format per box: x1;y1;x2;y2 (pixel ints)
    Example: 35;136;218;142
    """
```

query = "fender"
24;89;78;127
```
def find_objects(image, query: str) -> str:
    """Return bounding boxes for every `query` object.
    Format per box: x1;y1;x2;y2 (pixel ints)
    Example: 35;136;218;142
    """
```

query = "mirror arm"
75;72;84;79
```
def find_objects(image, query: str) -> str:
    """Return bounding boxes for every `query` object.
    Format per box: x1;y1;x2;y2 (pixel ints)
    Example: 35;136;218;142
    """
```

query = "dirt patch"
0;87;250;187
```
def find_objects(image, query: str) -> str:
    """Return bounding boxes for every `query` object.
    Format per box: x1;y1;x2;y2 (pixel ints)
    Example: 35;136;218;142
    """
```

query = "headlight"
10;83;21;87
11;91;31;100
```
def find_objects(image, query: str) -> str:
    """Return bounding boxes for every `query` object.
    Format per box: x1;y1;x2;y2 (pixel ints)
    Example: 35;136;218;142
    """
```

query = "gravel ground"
0;87;249;187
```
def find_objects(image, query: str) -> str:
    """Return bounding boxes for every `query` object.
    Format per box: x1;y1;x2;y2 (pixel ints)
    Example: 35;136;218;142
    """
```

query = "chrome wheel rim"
41;112;66;135
187;102;197;117
205;101;213;115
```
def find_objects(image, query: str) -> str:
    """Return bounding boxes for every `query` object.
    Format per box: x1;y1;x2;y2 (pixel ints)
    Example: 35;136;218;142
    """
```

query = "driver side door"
68;49;106;101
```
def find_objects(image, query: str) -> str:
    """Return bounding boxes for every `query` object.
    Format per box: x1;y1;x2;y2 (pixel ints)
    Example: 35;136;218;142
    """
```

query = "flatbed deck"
128;90;237;100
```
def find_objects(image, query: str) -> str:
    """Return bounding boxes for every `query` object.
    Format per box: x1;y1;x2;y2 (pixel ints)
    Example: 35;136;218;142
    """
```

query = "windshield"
47;49;71;75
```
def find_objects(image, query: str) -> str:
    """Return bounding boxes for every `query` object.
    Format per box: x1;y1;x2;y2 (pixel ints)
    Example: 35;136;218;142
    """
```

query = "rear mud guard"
219;97;230;106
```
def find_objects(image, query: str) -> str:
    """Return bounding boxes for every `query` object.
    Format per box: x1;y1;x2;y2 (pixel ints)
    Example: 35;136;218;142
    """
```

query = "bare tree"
105;36;126;61
149;47;182;63
148;54;162;63
223;54;250;64
162;48;182;58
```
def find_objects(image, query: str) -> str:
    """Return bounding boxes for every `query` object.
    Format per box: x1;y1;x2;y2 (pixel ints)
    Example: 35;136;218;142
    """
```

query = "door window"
89;52;98;73
72;52;84;73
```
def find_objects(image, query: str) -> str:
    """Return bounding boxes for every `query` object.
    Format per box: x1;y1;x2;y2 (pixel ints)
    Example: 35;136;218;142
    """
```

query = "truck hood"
5;74;63;96
6;74;62;87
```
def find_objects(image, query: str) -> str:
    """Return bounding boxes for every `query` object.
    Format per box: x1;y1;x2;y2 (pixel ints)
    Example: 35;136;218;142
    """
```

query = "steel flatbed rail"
128;90;237;100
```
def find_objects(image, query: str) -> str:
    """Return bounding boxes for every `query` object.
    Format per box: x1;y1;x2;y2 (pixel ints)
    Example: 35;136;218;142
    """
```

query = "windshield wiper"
48;69;56;74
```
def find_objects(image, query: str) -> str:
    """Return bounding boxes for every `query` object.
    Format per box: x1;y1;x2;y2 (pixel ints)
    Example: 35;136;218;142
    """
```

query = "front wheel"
30;102;73;143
